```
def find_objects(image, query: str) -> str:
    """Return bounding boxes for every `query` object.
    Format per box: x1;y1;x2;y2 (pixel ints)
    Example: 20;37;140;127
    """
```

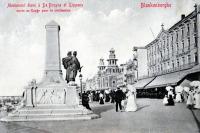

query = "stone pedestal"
0;21;99;122
65;85;79;106
25;86;33;107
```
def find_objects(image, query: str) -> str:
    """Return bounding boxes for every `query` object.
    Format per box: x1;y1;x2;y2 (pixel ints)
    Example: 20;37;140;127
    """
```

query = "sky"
0;0;199;96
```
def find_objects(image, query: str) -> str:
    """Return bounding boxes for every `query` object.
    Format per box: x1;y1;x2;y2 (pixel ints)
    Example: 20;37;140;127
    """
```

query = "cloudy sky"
0;0;199;96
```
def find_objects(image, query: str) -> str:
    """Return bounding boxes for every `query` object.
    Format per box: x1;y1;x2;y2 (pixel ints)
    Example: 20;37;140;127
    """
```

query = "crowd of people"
163;81;200;109
81;80;200;112
82;85;138;112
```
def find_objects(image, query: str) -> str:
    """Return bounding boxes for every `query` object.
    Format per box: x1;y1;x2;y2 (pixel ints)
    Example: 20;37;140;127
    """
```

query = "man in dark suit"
82;91;91;110
115;87;125;112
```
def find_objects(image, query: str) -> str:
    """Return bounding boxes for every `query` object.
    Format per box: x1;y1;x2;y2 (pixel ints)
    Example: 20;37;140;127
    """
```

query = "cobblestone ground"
0;99;199;133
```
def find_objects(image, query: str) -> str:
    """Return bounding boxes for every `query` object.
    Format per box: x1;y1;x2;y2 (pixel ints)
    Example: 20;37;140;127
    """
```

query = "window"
187;23;190;36
177;42;179;54
182;27;184;39
182;57;185;65
172;61;174;69
188;38;190;50
188;55;191;64
195;36;197;47
195;53;198;63
177;59;179;67
182;40;184;52
171;40;174;51
194;21;197;32
164;63;166;70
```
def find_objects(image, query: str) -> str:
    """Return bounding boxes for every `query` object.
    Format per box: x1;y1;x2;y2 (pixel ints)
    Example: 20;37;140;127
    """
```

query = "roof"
145;8;196;48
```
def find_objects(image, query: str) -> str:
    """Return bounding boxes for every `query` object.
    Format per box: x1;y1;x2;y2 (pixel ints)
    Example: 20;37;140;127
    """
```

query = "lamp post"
79;74;83;101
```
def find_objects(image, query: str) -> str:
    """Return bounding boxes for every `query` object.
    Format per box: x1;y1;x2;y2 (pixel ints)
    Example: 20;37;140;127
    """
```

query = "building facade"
85;76;98;91
97;48;120;90
133;5;200;93
126;60;137;85
133;47;148;79
86;48;137;91
146;18;198;77
116;64;127;87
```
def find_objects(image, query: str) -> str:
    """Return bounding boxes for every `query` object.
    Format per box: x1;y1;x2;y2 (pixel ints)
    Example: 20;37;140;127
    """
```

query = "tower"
107;48;118;73
98;58;106;71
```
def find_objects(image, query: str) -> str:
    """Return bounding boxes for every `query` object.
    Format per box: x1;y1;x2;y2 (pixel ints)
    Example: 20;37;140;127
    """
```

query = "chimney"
181;14;185;19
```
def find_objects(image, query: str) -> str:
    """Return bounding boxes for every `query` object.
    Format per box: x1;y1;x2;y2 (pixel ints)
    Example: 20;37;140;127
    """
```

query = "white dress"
175;92;182;103
125;92;137;112
163;97;168;105
194;91;200;109
168;90;174;98
186;91;194;105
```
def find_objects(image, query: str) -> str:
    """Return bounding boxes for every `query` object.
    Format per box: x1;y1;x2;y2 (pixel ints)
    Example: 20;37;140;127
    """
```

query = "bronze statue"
62;51;82;83
62;51;73;83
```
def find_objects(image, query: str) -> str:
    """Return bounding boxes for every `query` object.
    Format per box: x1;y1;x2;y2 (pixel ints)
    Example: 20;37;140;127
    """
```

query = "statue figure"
62;51;73;83
71;51;82;80
62;51;82;83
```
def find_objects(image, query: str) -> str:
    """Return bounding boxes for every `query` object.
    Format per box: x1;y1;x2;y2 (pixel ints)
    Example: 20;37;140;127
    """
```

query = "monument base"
0;83;99;122
1;105;99;122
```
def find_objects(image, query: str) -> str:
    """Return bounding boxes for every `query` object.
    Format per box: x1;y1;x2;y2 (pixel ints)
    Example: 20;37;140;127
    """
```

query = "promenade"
0;99;199;133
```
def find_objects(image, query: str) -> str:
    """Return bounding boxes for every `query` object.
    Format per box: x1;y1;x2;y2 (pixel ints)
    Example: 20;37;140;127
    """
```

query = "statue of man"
62;51;73;83
71;51;82;81
62;51;82;83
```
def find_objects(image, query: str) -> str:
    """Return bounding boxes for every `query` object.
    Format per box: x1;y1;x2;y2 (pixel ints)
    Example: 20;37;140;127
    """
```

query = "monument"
1;21;99;121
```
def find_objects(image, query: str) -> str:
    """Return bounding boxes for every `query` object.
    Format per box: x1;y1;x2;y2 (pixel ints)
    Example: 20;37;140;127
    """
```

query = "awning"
179;79;191;87
133;77;155;89
145;71;187;89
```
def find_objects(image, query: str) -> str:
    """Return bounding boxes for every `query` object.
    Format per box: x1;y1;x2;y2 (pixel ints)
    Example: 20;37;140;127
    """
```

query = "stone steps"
10;109;88;115
1;114;99;122
1;106;99;122
9;112;89;117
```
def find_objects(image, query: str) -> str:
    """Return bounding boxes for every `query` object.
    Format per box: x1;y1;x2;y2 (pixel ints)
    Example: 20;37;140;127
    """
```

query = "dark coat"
115;90;124;102
82;93;89;105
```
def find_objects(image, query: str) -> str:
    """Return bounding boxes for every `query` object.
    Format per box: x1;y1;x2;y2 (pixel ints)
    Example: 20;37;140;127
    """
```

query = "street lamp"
79;74;83;101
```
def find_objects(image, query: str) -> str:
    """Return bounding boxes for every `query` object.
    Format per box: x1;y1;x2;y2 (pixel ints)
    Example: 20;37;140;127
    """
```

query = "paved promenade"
0;99;199;133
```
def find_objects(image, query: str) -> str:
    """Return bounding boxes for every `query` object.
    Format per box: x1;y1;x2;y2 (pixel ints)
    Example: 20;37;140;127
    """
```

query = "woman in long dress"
99;92;104;104
167;95;175;106
163;95;168;105
125;91;137;112
186;90;194;109
175;92;182;103
194;89;200;109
